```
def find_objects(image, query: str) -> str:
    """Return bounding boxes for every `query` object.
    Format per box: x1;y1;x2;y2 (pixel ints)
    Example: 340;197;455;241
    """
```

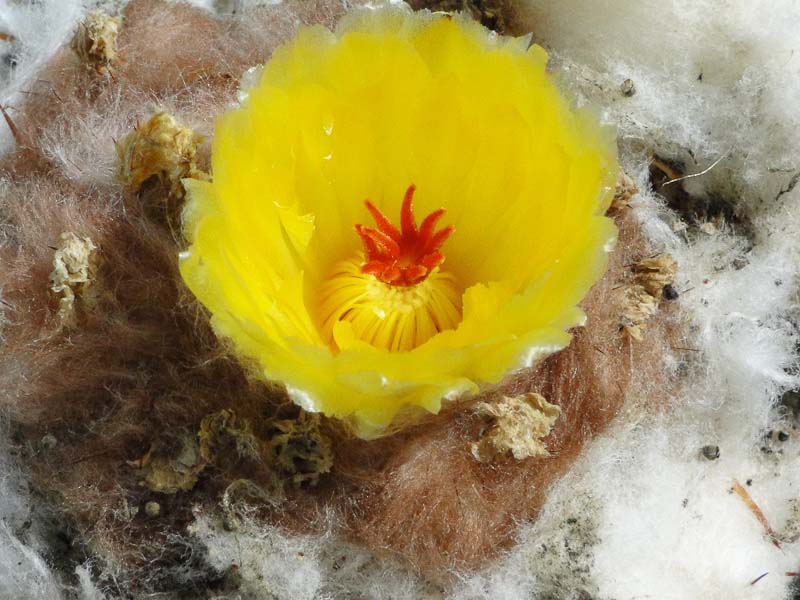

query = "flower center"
354;184;454;287
316;185;462;352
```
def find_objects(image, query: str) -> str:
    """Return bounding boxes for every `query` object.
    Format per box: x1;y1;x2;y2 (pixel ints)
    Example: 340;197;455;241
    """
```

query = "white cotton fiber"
0;438;62;600
518;0;800;205
0;0;84;154
190;510;442;600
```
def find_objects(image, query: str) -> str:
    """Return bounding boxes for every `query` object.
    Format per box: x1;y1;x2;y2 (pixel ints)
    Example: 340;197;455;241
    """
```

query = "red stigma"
354;184;454;286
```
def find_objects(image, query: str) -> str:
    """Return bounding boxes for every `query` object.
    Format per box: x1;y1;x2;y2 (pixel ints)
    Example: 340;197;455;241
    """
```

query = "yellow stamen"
317;257;462;352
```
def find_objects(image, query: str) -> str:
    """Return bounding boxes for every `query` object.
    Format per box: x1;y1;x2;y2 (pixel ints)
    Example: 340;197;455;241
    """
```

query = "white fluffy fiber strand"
521;0;800;204
0;0;84;155
0;436;63;600
191;511;440;600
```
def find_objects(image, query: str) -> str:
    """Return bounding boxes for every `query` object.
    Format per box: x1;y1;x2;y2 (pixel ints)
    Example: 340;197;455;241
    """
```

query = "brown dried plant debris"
470;392;561;463
619;254;678;340
115;111;208;199
130;432;206;494
267;411;333;487
131;409;259;494
129;408;331;496
70;11;121;76
732;480;781;548
619;285;659;341
633;255;679;298
199;408;261;463
49;231;97;326
611;169;639;212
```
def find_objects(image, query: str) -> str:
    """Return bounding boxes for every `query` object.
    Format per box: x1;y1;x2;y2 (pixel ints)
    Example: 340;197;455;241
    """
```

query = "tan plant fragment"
470;393;561;463
618;254;678;340
131;409;257;494
611;169;639;211
633;254;678;298
115;111;208;198
132;434;204;494
198;408;259;463
619;284;659;341
49;232;97;325
70;11;121;76
268;411;333;487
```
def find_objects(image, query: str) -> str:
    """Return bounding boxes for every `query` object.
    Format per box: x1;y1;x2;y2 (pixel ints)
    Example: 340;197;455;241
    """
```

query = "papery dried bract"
115;111;206;198
49;232;97;326
70;11;121;75
471;393;561;462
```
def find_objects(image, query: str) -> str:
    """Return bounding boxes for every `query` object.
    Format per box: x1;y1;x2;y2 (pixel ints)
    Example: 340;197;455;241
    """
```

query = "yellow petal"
180;7;617;437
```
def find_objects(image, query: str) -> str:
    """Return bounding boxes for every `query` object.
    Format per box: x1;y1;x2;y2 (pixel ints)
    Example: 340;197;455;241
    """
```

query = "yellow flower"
179;6;617;438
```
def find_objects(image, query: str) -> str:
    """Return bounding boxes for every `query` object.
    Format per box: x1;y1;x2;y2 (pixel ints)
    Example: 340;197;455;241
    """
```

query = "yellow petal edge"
180;6;618;438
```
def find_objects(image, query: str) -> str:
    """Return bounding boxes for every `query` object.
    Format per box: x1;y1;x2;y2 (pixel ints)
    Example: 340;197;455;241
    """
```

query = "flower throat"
354;184;454;287
317;185;462;352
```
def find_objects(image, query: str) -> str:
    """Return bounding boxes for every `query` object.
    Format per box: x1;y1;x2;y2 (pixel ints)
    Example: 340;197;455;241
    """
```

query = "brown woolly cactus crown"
0;0;677;595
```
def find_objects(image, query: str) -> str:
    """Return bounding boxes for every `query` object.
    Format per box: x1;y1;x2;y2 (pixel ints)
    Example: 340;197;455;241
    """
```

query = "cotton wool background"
0;0;799;599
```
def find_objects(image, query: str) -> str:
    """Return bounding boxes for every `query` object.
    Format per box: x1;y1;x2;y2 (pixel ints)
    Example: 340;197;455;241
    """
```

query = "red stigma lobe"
354;184;454;286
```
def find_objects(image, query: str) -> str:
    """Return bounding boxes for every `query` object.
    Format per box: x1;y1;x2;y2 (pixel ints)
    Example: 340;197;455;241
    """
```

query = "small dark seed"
663;284;679;300
38;434;57;451
620;78;636;97
701;445;720;460
778;431;789;442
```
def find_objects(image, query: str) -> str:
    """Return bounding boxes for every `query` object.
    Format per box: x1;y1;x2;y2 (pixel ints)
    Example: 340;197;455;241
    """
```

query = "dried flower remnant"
131;433;205;494
408;0;509;31
470;393;561;463
619;285;659;341
49;232;97;325
619;254;677;340
115;111;207;199
610;169;639;212
131;409;257;494
198;409;260;462
633;254;678;298
70;11;121;76
267;411;333;487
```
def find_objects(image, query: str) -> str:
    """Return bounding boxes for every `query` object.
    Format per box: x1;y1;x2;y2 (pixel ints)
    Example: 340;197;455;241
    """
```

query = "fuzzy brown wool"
0;0;679;592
